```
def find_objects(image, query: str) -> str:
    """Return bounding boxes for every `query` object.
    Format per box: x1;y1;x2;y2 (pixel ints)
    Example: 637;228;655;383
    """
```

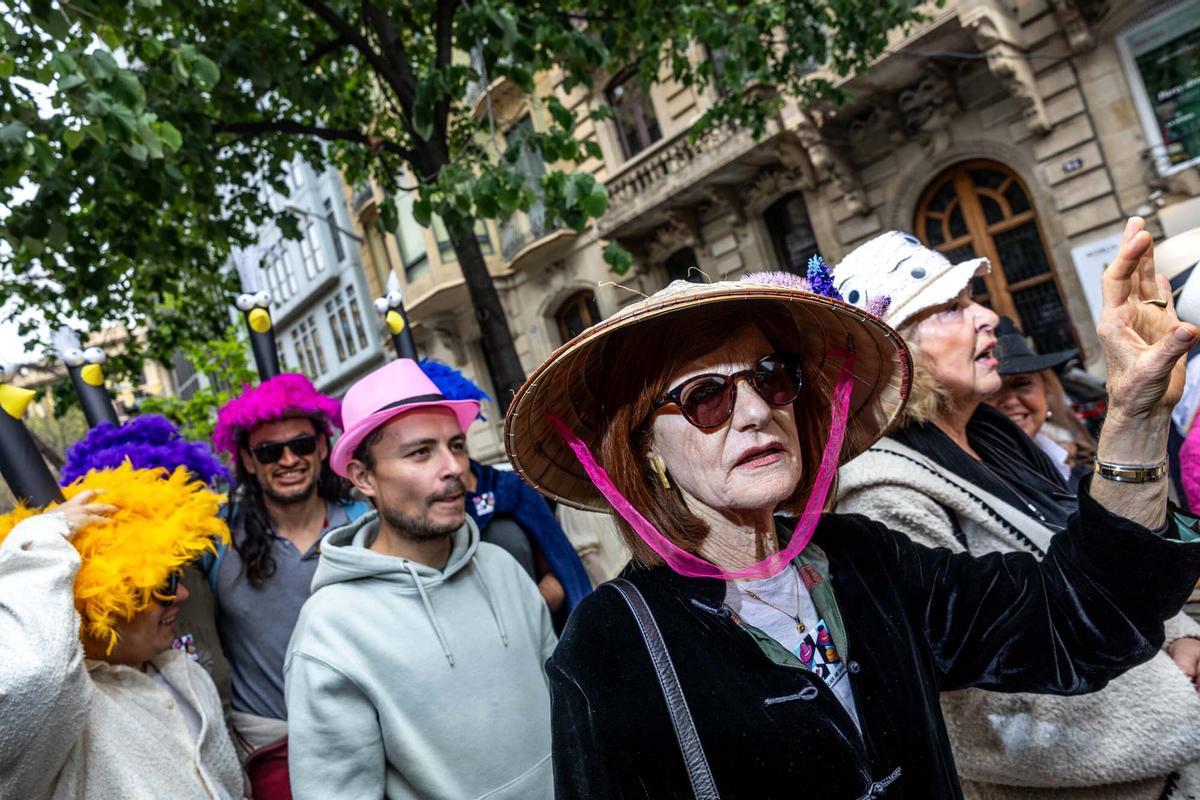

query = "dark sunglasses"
154;571;181;607
251;434;319;464
653;352;805;429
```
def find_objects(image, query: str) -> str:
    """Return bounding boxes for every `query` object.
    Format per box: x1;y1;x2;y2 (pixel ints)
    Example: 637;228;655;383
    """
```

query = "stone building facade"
353;0;1200;463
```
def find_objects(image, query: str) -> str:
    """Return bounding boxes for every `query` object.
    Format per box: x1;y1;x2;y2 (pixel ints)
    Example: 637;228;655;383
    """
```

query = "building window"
291;316;327;378
434;216;493;264
325;299;350;361
346;287;370;350
279;248;299;296
500;115;549;259
290;159;305;190
664;247;703;283
606;66;662;159
394;186;430;281
275;338;289;372
300;219;324;278
763;193;819;275
555;290;602;344
324;198;347;262
1117;0;1200;175
915;160;1078;355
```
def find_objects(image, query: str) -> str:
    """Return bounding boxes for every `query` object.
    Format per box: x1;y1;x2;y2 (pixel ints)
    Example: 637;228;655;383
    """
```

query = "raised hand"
52;489;117;536
1098;217;1199;419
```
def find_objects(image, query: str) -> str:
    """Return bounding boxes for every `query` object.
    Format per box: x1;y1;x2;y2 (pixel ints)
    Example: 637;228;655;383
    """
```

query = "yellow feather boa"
0;462;228;654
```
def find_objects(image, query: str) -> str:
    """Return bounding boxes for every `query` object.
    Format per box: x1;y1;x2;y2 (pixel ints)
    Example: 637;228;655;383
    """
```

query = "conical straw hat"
504;278;911;511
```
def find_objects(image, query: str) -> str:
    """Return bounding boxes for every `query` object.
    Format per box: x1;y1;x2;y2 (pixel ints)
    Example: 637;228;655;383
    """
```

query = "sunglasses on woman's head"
653;352;805;429
251;434;319;464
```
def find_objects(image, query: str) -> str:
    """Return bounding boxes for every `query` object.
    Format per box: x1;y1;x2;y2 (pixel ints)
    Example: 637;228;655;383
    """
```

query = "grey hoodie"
284;511;557;800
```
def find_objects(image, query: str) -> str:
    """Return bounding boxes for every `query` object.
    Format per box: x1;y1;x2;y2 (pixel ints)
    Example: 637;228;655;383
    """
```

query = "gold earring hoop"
650;454;671;490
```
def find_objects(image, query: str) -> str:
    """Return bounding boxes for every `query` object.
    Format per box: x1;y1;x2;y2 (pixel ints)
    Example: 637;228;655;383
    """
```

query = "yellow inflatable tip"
248;308;272;333
80;363;105;386
386;310;407;335
0;385;35;419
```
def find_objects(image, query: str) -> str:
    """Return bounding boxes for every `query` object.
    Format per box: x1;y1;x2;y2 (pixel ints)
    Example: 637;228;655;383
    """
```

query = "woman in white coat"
0;465;246;800
834;220;1200;800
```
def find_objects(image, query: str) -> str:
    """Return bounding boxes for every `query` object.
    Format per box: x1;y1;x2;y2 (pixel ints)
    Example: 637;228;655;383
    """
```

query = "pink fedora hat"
330;359;481;476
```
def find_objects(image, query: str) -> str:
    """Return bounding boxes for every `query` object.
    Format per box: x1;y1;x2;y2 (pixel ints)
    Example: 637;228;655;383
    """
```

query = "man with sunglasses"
210;373;368;798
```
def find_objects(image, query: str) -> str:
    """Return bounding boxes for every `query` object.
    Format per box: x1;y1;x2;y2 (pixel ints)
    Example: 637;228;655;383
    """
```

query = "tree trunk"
448;226;526;414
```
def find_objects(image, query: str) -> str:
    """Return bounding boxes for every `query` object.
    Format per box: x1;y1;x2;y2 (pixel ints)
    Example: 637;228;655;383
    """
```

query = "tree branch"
212;120;415;161
361;2;422;136
432;0;457;146
303;34;349;67
293;0;415;114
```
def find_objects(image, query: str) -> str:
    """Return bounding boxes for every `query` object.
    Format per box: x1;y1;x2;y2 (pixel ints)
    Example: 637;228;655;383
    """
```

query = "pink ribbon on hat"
547;349;855;581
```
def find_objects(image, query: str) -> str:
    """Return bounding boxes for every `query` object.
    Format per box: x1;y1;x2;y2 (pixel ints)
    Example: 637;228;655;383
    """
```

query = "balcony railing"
500;200;549;261
599;123;754;236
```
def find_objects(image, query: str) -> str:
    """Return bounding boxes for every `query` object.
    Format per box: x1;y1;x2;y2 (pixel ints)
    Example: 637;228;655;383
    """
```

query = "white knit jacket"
838;438;1200;800
0;512;245;800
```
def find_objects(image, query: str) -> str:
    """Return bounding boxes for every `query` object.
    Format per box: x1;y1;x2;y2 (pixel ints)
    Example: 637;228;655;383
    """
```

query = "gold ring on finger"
1142;298;1168;308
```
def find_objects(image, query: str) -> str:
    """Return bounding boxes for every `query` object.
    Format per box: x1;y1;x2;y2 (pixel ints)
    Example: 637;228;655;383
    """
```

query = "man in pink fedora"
283;359;556;800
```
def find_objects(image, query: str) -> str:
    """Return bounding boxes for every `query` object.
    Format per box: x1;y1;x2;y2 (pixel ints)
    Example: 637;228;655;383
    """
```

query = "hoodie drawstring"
405;562;456;667
471;556;509;647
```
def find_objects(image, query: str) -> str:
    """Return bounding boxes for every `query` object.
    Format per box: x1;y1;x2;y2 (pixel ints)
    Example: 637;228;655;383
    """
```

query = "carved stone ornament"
789;110;870;217
703;184;748;224
1048;0;1095;54
646;209;703;264
847;104;902;149
965;10;1051;136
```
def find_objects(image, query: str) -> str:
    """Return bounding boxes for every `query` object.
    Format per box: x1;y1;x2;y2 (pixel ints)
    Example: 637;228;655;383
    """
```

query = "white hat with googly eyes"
833;231;990;330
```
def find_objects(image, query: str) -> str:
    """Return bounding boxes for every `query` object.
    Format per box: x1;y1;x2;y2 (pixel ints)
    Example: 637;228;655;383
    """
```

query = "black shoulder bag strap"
607;579;720;800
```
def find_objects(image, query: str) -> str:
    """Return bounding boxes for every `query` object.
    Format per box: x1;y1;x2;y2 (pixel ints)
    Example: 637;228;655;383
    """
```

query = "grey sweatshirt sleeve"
0;513;93;799
285;651;386;800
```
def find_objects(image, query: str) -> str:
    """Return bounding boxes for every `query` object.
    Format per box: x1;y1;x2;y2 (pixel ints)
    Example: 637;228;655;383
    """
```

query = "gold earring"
650;454;671;490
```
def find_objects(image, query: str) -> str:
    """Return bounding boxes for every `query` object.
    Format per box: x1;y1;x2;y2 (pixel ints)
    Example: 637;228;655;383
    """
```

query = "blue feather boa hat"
418;357;490;419
60;414;231;487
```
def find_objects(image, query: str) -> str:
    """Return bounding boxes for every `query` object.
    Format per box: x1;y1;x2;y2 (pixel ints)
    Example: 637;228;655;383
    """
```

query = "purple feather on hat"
61;415;231;487
806;255;843;302
212;373;342;457
741;271;812;291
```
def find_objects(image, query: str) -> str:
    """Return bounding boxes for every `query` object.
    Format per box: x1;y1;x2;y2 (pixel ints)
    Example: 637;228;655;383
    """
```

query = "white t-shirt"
727;566;860;728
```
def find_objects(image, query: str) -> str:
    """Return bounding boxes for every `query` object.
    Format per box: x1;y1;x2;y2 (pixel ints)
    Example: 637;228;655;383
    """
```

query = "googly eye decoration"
253;290;272;308
373;297;390;315
235;293;257;312
62;348;86;367
0;363;16;384
82;347;106;365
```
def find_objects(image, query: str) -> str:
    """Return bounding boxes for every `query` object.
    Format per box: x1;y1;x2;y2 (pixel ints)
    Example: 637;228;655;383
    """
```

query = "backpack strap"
606;579;719;800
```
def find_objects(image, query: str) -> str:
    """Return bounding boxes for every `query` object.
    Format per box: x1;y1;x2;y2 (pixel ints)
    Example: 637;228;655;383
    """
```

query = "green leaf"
192;55;220;91
47;220;68;249
113;72;146;107
0;54;14;79
87;50;119;81
581;184;608;219
123;141;149;161
413;195;433;228
155;121;182;151
58;74;86;91
63;128;86;150
0;121;29;144
603;241;634;275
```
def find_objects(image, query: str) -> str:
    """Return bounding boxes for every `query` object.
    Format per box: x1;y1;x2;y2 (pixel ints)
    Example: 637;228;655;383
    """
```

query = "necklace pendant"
795;620;806;634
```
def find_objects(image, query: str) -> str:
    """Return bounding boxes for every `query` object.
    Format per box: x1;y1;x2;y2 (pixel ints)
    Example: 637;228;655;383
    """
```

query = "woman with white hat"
834;218;1200;800
505;215;1200;799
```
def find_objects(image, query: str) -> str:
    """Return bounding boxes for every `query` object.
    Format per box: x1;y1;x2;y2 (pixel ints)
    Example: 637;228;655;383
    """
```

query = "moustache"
427;478;466;506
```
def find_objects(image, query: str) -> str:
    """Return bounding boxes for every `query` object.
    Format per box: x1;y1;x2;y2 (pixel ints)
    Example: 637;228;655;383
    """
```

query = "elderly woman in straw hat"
505;215;1200;799
833;219;1200;800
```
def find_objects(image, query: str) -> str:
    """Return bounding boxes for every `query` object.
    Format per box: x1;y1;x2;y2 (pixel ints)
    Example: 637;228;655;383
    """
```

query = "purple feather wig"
61;415;232;487
741;271;812;291
418;357;490;420
212;372;343;457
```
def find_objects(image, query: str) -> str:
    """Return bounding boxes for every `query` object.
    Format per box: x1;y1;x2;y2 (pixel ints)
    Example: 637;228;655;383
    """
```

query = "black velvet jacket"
548;491;1200;799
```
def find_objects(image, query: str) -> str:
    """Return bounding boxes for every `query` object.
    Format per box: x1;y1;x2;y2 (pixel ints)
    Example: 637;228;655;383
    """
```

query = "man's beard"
379;479;466;542
262;472;318;505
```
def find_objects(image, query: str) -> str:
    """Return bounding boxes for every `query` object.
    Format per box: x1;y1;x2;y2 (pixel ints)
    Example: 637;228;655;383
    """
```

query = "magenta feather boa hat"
213;373;343;456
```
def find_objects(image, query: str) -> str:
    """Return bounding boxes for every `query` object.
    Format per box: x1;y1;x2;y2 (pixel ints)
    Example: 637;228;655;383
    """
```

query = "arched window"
606;66;662;159
556;291;602;343
763;193;818;275
915;160;1077;354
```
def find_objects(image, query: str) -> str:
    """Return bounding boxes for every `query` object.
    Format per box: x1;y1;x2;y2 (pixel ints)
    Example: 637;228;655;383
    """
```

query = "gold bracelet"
1093;458;1168;483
